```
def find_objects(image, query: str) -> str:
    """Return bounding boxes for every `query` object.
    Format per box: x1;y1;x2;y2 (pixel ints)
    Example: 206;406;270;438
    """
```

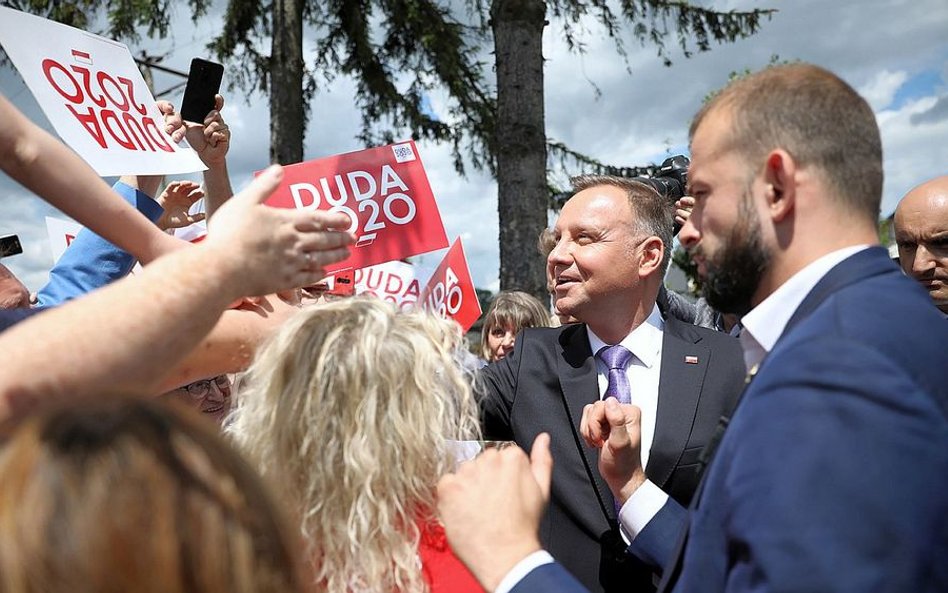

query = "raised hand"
185;94;230;166
202;165;355;297
155;181;206;230
581;397;647;505
438;434;553;592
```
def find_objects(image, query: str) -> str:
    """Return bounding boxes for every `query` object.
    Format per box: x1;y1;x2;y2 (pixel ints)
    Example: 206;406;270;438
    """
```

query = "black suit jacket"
479;316;745;593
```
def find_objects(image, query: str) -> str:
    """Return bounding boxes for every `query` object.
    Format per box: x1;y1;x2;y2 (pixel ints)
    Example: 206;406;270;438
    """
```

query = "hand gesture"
155;181;206;230
675;196;695;230
185;95;230;166
157;100;186;144
581;398;647;505
202;165;355;297
438;434;553;592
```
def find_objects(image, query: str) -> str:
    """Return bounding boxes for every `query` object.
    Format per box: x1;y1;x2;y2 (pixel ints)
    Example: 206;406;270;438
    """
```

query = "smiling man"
440;63;948;593
894;175;948;316
476;175;744;593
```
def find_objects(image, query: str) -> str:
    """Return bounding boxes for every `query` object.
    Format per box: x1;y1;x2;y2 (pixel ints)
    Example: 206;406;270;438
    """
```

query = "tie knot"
597;344;633;370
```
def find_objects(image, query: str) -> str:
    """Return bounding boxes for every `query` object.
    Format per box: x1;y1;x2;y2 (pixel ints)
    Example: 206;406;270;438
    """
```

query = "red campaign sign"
262;141;448;274
418;239;482;333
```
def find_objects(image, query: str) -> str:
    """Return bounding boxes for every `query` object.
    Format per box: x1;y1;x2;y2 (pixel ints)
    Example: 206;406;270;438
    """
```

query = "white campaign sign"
0;7;205;177
354;260;421;310
45;216;84;264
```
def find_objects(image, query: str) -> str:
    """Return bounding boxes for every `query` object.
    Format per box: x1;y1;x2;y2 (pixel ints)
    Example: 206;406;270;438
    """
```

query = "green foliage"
2;0;210;42
548;0;775;68
209;0;496;175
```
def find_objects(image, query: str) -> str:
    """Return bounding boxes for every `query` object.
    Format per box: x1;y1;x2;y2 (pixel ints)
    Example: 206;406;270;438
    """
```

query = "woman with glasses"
163;374;232;425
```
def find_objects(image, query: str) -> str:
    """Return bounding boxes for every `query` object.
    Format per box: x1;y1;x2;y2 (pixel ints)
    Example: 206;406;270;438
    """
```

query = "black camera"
632;155;689;234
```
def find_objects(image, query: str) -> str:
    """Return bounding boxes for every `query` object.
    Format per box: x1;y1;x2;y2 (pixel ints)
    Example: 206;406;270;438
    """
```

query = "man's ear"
763;150;797;223
637;236;665;279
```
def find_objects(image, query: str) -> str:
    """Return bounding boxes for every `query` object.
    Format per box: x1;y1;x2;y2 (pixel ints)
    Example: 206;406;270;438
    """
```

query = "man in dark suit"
478;175;745;593
439;63;948;593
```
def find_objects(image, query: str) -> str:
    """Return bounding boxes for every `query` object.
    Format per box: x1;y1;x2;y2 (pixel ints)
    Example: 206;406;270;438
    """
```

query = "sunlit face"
679;109;772;316
895;187;948;312
487;323;517;362
547;186;646;327
165;375;233;425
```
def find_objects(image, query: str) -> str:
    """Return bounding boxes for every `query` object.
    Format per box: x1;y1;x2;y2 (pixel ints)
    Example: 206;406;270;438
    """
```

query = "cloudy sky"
2;0;947;292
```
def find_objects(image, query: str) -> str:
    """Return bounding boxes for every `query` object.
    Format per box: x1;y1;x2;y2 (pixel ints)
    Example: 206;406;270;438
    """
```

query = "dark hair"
569;175;675;274
0;396;303;593
690;63;882;223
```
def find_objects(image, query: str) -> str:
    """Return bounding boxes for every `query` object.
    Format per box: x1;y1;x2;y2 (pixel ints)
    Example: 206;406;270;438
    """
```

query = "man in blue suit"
436;63;948;593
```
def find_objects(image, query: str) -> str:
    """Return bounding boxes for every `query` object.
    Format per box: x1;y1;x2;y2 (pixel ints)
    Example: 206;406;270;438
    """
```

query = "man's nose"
678;217;701;251
912;245;937;275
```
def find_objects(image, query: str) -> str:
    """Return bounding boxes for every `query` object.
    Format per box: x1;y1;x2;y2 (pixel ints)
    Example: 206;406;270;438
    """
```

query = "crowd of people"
0;62;946;593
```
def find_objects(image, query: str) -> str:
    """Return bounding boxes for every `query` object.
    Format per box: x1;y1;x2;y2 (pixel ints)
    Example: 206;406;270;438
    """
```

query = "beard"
697;193;771;317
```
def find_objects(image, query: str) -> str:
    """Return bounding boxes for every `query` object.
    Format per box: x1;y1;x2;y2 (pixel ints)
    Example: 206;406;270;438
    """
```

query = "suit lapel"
556;325;616;519
647;316;709;489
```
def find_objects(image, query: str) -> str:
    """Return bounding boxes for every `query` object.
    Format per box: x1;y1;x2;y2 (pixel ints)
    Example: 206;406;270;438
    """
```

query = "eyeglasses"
183;375;230;399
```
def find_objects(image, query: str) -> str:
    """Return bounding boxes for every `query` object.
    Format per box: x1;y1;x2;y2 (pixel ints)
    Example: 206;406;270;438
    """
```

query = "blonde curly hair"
227;298;481;593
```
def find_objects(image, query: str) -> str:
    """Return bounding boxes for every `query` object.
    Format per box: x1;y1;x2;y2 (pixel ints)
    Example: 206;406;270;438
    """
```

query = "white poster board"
354;260;422;311
0;7;205;176
45;216;84;264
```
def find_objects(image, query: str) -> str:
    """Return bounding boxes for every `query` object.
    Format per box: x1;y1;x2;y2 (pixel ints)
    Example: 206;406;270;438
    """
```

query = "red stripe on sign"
71;50;91;60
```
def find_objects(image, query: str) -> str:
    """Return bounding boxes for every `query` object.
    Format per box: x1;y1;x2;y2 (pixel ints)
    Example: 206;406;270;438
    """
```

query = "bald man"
894;175;948;315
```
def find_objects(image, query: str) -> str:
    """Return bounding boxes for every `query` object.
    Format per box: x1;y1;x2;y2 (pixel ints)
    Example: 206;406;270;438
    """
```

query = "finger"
586;401;610;447
530;433;553;501
306;210;357;232
156;100;175;115
603;398;635;451
297;230;356;253
187;212;207;224
580;403;592;444
302;245;351;269
240;165;284;204
214;94;224;111
203;111;221;128
581;402;604;448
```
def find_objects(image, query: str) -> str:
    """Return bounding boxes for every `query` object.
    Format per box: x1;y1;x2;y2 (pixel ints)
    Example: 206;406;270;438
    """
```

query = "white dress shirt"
619;244;871;541
496;246;873;593
587;303;664;469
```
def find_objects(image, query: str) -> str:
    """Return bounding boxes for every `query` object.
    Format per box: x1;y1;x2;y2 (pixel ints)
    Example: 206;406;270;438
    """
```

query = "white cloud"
3;0;948;294
859;69;909;111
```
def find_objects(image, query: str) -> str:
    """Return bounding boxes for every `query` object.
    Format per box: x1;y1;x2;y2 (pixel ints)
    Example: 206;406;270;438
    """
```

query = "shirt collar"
587;304;665;368
740;245;870;369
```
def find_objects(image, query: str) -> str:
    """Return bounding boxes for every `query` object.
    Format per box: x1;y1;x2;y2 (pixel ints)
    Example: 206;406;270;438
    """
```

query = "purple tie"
597;345;633;404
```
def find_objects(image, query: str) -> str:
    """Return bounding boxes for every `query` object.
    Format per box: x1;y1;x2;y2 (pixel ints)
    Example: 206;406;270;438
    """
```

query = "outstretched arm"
438;434;556;592
0;165;354;421
0;94;181;264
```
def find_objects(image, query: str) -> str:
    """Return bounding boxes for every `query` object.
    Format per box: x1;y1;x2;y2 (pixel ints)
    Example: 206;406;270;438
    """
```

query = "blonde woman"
228;298;482;593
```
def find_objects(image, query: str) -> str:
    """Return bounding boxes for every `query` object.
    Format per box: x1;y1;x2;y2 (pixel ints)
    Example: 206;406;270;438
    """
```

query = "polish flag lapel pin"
684;355;699;364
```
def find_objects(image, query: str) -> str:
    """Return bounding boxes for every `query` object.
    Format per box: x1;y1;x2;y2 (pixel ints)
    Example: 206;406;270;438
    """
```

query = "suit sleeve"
626;496;688;572
476;330;529;440
36;182;164;306
720;336;948;593
509;562;592;593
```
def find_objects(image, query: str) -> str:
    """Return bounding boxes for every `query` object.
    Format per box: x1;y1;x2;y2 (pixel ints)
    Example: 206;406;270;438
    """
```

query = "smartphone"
180;58;224;123
0;234;23;258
